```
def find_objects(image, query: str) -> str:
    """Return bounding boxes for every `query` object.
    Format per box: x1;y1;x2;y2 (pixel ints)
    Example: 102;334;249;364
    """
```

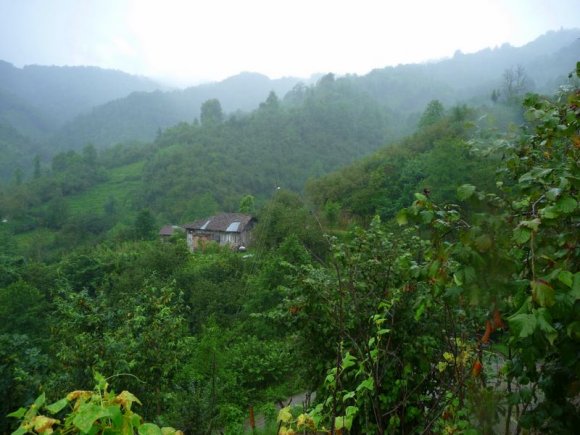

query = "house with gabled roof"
183;213;256;252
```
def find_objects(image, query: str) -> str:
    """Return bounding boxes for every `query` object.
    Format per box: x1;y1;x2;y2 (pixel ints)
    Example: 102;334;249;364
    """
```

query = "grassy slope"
66;161;144;216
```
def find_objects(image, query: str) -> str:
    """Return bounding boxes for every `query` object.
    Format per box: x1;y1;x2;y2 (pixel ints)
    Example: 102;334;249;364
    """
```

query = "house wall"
187;224;254;252
220;232;241;246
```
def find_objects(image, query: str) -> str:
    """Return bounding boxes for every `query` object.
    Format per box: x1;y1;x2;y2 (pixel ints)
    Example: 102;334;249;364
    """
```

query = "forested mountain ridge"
37;28;580;152
49;72;305;151
0;28;578;185
346;28;580;116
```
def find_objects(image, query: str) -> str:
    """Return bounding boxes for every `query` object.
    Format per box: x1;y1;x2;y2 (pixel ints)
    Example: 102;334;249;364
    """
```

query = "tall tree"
133;209;156;240
418;99;445;128
200;99;224;125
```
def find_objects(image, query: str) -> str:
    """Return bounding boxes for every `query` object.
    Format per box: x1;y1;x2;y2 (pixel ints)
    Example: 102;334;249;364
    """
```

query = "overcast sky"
0;0;578;86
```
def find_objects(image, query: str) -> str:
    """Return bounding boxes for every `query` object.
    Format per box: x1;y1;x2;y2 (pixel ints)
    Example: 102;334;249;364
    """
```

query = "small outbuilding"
183;213;256;252
158;225;185;241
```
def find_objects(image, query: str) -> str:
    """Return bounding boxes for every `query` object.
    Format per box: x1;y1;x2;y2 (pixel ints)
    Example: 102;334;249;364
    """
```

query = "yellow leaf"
114;391;142;410
277;406;292;423
31;415;59;433
66;391;91;402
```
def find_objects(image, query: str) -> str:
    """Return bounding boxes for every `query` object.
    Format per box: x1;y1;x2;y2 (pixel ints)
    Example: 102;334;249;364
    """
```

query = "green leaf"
7;408;27;419
396;209;408;226
513;227;531;244
334;415;354;431
138;423;163;435
509;313;537;338
11;427;27;435
342;391;356;401
536;309;557;345
46;398;69;414
420;210;434;224
540;206;559;219
106;405;123;428
73;403;110;433
94;372;107;391
33;393;46;410
557;196;577;213
532;280;555;307
518;171;533;183
346;405;359;417
341;352;357;370
457;184;476;201
558;270;573;288
414;301;426;321
414;192;428;202
356;378;374;392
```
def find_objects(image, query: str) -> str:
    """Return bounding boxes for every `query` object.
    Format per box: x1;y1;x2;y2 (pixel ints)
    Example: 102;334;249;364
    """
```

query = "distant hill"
49;29;580;152
0;28;578;183
0;61;161;130
349;28;580;114
50;72;305;150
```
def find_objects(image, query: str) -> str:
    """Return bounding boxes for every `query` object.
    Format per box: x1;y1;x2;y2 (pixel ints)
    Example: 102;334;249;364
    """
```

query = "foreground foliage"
277;66;579;433
9;374;183;435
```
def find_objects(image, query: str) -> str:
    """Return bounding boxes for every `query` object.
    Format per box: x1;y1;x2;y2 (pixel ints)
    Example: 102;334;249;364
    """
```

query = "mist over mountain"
50;72;306;151
47;28;580;152
348;28;580;115
0;28;578;183
0;61;161;130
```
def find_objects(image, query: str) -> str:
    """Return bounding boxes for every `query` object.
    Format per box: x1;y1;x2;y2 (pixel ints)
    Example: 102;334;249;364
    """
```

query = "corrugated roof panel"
226;221;241;232
200;220;211;230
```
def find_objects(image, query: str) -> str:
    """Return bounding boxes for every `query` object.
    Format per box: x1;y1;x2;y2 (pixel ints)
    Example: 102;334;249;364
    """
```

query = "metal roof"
226;222;241;232
183;213;255;233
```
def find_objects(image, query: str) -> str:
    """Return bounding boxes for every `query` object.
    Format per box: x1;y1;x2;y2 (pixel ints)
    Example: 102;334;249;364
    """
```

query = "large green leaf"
46;398;69;414
73;403;110;433
557;196;577;213
396;209;408;226
138;423;163;435
509;313;537;338
7;408;27;419
558;270;573;288
540;206;559;219
532;280;555;307
513;227;531;244
341;352;357;370
457;184;476;201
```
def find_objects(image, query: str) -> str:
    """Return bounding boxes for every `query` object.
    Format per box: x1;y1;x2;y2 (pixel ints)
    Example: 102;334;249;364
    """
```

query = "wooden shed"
183;213;256;252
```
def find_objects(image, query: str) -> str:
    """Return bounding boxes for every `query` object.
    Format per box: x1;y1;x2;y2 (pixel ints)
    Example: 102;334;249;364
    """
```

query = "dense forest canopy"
0;27;578;434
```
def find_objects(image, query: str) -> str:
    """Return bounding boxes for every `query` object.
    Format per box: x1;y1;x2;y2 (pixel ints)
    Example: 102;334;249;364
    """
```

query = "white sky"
0;0;578;86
